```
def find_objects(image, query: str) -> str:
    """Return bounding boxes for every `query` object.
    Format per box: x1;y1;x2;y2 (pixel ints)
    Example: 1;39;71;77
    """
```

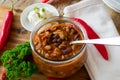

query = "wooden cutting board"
0;5;90;80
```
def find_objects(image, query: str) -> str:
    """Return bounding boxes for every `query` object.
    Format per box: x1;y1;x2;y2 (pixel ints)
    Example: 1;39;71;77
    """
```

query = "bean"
70;28;77;34
53;48;62;56
59;45;66;50
62;47;72;54
64;37;68;41
50;33;54;36
45;53;49;58
37;50;41;53
52;39;57;43
46;38;52;44
54;43;60;47
59;32;65;39
44;45;52;50
51;53;57;57
57;38;62;43
53;34;59;39
72;45;76;50
61;55;65;60
45;31;50;37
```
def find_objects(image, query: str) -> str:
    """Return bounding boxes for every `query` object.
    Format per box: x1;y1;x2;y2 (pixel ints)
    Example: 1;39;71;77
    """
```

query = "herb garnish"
41;8;46;12
0;42;38;80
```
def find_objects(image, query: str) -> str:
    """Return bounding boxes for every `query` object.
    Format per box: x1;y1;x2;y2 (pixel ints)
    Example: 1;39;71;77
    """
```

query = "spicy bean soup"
30;17;87;78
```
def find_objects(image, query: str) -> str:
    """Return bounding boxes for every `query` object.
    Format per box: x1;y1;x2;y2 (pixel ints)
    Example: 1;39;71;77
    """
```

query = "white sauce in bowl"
28;7;54;25
20;3;59;31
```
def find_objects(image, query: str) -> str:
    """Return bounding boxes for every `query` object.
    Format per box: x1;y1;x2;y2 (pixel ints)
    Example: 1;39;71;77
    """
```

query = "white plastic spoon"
70;37;120;46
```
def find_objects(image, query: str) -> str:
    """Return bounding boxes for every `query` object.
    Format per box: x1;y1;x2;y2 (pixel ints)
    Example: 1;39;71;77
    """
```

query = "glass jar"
30;16;87;78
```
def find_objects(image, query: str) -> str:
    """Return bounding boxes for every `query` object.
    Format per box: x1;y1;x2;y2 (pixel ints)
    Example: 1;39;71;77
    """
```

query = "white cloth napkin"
63;0;120;80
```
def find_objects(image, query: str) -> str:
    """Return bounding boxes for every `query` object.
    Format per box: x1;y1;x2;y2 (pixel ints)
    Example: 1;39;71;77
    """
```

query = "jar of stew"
30;16;87;78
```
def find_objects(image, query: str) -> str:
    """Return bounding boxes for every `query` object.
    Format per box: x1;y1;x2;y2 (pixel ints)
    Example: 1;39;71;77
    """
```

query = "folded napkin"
63;0;120;80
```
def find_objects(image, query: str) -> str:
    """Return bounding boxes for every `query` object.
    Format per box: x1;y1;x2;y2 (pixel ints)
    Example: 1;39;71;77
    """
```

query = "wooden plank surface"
0;5;90;80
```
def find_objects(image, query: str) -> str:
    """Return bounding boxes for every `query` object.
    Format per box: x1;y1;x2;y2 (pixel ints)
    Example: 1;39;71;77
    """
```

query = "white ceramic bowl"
103;0;120;13
20;3;59;31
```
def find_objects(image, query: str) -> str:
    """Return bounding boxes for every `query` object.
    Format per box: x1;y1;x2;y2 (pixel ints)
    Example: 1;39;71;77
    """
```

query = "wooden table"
0;0;120;80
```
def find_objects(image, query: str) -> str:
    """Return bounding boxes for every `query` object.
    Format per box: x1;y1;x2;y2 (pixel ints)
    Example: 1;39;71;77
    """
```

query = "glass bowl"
30;16;87;78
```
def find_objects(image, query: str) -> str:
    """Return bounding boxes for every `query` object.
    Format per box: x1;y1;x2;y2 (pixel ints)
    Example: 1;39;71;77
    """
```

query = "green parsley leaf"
37;13;43;18
0;42;38;80
34;6;39;12
41;8;46;12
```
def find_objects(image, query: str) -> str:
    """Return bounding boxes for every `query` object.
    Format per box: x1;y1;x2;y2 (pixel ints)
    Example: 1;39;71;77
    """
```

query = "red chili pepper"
71;18;109;60
1;68;6;80
41;0;49;3
0;5;13;51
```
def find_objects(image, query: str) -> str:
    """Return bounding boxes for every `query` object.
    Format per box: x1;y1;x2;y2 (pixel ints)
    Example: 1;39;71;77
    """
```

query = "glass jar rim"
30;16;87;64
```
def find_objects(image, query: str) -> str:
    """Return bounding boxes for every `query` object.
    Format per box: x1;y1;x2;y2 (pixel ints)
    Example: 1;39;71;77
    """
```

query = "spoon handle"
70;37;120;46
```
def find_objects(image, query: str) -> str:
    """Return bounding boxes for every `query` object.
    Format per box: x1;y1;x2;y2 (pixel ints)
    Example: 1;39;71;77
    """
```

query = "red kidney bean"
62;47;72;54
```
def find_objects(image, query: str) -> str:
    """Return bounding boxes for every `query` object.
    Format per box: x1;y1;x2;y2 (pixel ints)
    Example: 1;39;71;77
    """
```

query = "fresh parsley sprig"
0;42;38;80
